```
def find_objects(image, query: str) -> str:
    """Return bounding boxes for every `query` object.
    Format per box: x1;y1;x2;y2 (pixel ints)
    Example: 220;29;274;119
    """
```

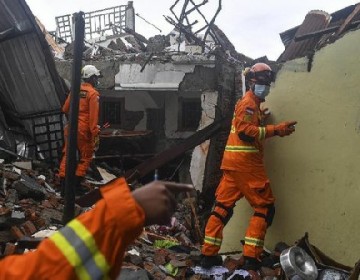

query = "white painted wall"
221;29;360;266
115;62;196;91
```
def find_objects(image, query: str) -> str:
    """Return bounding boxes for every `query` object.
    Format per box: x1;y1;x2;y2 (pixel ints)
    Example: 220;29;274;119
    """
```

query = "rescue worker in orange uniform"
59;65;102;195
0;178;193;279
200;63;297;269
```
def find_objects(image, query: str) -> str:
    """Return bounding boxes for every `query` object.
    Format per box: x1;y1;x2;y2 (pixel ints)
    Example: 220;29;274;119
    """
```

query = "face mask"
254;84;270;99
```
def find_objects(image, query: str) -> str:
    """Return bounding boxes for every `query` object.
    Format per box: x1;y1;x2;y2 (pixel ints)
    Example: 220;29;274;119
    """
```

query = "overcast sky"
26;0;359;60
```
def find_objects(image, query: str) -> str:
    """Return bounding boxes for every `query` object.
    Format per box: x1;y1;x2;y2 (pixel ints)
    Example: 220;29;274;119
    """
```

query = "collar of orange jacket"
247;90;263;106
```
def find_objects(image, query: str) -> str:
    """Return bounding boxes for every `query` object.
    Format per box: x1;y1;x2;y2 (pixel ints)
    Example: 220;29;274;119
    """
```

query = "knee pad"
211;201;234;225
253;204;275;227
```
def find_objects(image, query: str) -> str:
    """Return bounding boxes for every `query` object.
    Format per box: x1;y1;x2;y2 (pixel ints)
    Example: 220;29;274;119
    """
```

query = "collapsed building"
0;0;360;279
52;1;257;208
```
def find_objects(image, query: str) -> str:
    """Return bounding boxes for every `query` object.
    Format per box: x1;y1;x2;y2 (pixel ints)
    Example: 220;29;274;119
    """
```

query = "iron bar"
203;0;222;47
170;0;182;22
135;13;162;33
62;12;85;224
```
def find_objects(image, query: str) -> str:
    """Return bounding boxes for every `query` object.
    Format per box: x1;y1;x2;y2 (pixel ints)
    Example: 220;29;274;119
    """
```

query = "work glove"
94;135;100;151
274;121;297;137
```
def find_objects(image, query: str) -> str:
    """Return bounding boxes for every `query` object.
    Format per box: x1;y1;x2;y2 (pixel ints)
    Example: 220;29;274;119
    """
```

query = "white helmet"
81;65;102;79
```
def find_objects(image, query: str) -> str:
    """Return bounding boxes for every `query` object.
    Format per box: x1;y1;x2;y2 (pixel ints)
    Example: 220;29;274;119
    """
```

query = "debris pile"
0;160;359;279
0;161;80;255
119;230;359;280
61;29;209;61
120;232;285;280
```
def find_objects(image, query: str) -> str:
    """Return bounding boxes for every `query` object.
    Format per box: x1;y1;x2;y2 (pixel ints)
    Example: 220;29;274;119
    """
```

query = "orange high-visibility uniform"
0;177;144;280
59;83;100;178
202;90;276;259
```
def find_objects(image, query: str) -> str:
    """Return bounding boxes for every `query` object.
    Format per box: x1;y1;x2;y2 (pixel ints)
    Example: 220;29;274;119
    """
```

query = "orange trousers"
59;128;94;178
202;169;275;259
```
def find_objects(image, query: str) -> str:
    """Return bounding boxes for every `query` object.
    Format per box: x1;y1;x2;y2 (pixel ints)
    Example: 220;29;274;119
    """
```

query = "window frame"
100;97;125;129
177;97;202;132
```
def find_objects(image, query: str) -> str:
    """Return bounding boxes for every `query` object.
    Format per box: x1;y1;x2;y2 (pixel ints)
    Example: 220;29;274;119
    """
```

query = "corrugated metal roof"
0;0;65;117
278;3;360;62
279;5;359;43
330;4;358;22
278;10;331;62
316;5;360;48
0;0;66;162
279;26;298;48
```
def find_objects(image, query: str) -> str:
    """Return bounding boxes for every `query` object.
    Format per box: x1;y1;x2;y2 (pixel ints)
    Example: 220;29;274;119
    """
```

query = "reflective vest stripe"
225;146;259;153
62;226;108;279
244;236;264;247
50;219;110;280
50;232;92;279
67;220;110;277
204;236;222;246
258;127;266;140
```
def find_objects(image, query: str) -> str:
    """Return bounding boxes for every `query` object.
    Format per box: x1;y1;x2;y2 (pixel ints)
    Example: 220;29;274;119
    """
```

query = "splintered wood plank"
335;3;360;37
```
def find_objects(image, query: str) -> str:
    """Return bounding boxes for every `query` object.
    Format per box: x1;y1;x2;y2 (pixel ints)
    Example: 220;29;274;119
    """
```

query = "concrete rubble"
0;159;358;279
0;161;82;254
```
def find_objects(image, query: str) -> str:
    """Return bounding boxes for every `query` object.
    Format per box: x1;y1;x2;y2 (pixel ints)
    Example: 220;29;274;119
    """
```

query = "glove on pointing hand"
274;121;297;137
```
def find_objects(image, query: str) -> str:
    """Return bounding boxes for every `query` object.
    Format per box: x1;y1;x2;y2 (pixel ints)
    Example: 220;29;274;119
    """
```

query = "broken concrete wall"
164;65;217;140
201;56;239;208
114;60;217;142
222;28;360;266
56;56;218;144
55;53;241;191
55;60;118;90
190;91;218;191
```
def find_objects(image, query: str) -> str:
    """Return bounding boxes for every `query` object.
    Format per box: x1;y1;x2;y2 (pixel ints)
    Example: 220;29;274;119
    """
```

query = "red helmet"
246;63;275;85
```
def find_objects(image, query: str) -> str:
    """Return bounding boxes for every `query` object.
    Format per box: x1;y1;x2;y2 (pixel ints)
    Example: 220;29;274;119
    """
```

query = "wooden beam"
335;3;360;37
294;19;360;42
294;26;338;42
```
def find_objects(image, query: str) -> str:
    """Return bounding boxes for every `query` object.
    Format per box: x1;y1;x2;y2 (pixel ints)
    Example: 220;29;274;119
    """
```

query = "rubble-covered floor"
0;160;358;280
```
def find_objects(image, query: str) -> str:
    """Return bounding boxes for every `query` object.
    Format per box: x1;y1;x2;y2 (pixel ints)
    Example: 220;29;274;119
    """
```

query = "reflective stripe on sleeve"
50;219;110;280
204;236;222;246
244;236;264;247
225;146;259;153
258;127;266;140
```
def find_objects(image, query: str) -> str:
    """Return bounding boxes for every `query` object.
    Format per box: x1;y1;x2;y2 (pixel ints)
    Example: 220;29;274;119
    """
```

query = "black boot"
60;177;65;197
74;176;88;196
200;255;223;268
242;257;261;271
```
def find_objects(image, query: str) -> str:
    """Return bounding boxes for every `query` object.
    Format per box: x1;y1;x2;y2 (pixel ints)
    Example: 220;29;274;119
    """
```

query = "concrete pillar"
125;1;135;31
